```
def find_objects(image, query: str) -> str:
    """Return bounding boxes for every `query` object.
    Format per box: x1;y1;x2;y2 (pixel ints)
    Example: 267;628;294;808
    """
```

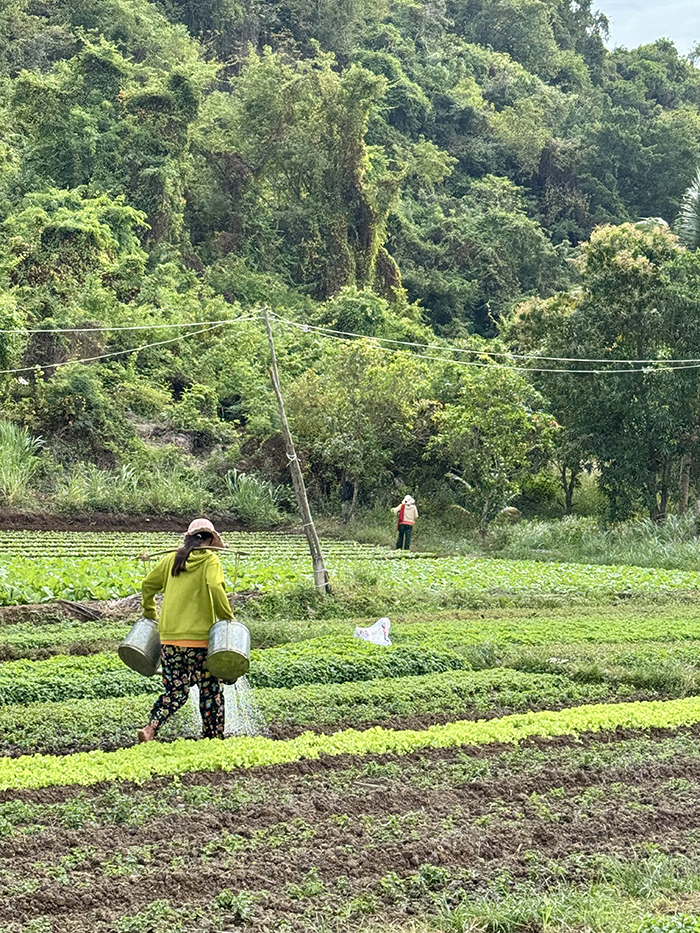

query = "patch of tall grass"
487;515;700;570
439;885;636;933
54;463;213;515
438;851;700;932
224;469;284;527
0;420;43;505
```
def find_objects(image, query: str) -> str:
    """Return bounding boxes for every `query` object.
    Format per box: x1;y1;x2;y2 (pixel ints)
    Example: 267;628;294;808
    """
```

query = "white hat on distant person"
402;495;415;505
186;518;224;550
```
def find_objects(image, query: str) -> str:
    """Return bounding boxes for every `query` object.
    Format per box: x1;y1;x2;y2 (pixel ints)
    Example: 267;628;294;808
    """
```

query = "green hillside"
1;0;700;524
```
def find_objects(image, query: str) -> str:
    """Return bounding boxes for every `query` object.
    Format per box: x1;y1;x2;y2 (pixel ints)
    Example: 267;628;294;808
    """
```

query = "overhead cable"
0;315;255;376
7;306;700;377
270;312;700;368
0;309;265;334
270;313;700;375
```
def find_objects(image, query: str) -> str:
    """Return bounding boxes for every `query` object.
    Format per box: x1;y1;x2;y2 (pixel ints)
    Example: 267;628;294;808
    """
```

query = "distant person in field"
392;495;418;550
137;518;233;743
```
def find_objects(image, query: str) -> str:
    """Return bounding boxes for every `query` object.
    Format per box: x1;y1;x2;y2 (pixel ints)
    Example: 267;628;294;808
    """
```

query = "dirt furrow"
5;729;700;930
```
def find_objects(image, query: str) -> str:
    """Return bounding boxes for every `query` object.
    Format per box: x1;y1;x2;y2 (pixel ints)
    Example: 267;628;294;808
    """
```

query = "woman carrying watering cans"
137;518;233;743
392;495;418;551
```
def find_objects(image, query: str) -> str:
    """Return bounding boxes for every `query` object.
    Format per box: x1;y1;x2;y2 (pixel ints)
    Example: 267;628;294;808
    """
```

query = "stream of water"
187;677;266;737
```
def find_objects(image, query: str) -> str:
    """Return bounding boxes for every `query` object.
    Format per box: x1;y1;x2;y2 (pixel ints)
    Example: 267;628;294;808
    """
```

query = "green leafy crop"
4;696;700;791
0;668;613;755
1;531;700;607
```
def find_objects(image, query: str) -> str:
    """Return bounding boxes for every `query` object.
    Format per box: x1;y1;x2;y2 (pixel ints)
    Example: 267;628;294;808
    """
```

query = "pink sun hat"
186;518;225;550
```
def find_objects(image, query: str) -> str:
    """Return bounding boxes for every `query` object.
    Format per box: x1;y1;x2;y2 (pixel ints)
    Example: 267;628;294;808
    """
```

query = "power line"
0;311;266;335
7;305;700;377
0;315;256;376
270;313;700;376
6;306;700;369
271;313;700;368
0;320;228;334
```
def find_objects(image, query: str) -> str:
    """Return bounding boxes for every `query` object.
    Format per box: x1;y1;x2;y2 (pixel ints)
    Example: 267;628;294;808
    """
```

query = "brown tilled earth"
0;513;248;532
3;728;700;931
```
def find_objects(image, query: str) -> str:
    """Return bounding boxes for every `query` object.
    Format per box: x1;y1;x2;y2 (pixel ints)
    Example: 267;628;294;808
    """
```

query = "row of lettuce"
3;643;700;757
3;552;700;606
4;697;700;790
3;604;700;759
0;668;616;756
0;531;389;560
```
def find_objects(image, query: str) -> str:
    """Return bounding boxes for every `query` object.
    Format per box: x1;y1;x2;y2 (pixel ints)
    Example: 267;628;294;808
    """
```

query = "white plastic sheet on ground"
354;616;392;646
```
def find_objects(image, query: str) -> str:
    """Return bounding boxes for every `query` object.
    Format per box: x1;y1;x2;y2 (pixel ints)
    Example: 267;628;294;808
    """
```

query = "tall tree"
427;361;555;532
510;222;700;520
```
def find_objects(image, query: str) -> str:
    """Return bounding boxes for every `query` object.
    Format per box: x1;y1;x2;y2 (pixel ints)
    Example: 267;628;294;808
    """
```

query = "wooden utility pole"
263;306;330;594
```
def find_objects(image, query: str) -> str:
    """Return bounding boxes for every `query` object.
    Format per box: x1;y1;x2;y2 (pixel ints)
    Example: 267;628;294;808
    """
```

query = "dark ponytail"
172;532;213;576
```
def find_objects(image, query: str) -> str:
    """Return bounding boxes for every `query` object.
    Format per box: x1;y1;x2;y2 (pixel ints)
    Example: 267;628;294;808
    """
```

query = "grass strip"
4;696;700;791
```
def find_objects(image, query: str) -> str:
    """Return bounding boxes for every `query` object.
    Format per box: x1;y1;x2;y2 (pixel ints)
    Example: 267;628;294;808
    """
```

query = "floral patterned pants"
148;645;225;739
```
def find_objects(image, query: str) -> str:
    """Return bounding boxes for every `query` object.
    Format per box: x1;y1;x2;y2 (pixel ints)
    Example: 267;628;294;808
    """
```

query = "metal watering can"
118;550;250;682
118;615;250;682
118;617;161;677
206;619;251;683
207;550;251;684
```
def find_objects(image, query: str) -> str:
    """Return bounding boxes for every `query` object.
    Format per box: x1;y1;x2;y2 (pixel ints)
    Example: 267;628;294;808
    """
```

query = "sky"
601;0;700;53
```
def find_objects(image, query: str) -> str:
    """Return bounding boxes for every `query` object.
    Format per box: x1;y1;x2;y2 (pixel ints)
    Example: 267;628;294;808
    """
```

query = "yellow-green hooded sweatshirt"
141;549;233;642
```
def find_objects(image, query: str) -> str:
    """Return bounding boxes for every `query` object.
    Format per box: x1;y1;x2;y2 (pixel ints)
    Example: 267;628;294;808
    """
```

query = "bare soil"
0;512;248;532
0;597;141;627
3;726;700;931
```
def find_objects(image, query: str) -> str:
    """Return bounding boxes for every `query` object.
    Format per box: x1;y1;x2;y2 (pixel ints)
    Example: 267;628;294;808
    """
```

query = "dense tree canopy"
1;0;700;523
509;223;700;520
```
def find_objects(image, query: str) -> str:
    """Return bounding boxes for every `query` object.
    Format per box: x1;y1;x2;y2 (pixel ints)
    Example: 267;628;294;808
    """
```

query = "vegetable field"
0;531;418;604
2;530;700;606
4;534;700;931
